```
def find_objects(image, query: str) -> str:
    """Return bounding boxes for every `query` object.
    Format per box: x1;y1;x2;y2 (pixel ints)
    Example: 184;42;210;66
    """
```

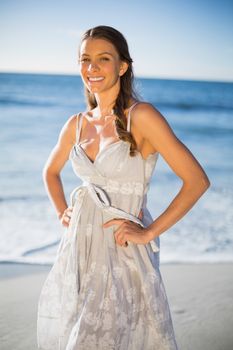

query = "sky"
0;0;233;82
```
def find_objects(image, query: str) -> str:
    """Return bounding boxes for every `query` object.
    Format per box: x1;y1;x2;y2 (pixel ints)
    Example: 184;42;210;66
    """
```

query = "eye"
79;57;90;63
100;57;110;61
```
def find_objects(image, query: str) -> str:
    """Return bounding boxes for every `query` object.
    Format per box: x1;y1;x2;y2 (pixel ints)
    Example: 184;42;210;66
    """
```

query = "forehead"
80;38;118;56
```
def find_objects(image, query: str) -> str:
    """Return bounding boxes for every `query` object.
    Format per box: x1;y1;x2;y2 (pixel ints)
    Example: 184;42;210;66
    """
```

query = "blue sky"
0;0;232;81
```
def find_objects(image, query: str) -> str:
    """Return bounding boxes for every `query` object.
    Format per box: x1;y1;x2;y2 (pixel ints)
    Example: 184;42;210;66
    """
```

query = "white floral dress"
37;102;179;350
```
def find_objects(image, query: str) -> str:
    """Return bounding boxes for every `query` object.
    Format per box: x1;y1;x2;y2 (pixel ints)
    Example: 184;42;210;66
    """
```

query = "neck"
93;81;120;116
93;101;115;118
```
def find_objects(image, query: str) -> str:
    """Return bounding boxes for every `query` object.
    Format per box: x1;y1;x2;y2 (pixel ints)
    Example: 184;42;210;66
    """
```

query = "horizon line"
0;69;232;84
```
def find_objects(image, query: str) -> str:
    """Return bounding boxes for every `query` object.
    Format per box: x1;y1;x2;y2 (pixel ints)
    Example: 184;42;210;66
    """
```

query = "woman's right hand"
59;207;73;227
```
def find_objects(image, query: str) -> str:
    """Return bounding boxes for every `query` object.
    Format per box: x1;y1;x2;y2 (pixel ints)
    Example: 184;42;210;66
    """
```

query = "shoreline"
0;260;232;279
0;263;233;350
0;262;51;279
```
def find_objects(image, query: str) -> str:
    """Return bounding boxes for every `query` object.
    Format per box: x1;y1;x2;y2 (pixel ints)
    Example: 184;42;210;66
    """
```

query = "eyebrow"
81;51;114;57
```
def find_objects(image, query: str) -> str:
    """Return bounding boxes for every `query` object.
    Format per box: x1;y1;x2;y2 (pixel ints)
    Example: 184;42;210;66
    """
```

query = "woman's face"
79;38;128;95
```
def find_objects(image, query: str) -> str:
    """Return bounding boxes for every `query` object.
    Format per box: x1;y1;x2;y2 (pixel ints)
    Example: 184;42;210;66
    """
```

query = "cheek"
113;62;122;77
105;65;121;79
79;67;89;87
79;64;86;76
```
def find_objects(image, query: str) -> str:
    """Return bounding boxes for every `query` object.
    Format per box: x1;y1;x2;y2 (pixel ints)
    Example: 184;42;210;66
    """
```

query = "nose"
87;62;99;72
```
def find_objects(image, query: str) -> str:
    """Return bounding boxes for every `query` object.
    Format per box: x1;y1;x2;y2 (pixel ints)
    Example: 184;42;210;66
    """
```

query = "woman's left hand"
102;219;152;247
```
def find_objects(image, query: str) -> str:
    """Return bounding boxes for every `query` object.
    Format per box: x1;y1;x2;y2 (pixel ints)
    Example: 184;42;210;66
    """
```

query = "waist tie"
69;182;159;253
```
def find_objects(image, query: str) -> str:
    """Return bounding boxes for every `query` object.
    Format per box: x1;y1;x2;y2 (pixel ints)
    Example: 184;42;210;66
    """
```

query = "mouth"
87;76;105;82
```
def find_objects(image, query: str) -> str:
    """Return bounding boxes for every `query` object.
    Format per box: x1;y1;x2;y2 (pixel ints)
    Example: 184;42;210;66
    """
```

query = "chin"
87;87;103;94
87;84;108;94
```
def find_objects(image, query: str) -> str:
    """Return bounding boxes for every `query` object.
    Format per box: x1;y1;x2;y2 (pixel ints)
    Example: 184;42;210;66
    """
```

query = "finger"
103;219;126;228
115;230;129;247
115;236;128;247
66;207;73;216
63;215;70;223
115;230;124;242
65;212;72;219
61;218;69;227
117;239;128;247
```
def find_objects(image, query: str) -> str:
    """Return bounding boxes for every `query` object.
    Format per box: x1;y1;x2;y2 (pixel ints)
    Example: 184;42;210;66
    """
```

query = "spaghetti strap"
76;112;84;144
127;101;141;132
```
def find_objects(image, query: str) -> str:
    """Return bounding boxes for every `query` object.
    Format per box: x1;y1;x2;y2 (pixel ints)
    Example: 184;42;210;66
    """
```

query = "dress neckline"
76;101;139;164
77;140;126;165
74;101;158;165
75;140;157;167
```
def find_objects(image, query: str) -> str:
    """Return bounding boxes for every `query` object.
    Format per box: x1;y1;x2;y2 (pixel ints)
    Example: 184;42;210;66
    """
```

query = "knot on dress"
69;180;160;253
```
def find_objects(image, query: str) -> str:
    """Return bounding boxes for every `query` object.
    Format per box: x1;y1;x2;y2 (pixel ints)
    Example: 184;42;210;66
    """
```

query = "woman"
37;25;210;349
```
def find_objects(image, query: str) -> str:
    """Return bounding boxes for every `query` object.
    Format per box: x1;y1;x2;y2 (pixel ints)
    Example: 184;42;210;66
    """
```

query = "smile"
88;77;104;82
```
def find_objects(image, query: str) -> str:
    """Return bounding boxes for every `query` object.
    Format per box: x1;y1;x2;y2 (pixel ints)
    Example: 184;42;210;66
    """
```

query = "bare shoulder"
58;112;83;146
130;102;175;154
131;101;176;139
131;102;170;130
129;102;210;187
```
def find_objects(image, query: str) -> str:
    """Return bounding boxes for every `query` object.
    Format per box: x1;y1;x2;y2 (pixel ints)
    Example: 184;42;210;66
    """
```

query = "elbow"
183;173;211;195
194;174;211;196
201;174;211;192
42;165;58;183
42;166;49;184
42;164;49;180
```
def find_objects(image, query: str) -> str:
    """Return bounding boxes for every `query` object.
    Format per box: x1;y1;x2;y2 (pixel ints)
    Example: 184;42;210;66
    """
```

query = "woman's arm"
43;114;77;222
103;102;210;246
133;102;210;241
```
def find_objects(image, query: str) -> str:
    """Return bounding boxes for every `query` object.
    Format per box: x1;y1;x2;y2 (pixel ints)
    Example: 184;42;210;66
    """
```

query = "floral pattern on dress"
37;121;177;349
103;180;144;196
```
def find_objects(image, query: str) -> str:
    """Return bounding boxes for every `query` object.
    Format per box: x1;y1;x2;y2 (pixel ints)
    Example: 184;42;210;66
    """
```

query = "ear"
119;61;129;77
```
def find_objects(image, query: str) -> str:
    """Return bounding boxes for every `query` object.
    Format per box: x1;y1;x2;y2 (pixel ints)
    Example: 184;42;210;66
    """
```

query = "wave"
0;97;55;107
153;101;233;111
0;239;61;266
177;125;233;136
22;240;60;256
0;195;47;202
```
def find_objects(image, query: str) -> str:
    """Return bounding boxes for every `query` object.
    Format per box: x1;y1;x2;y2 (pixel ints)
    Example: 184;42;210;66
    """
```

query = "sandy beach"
0;262;232;350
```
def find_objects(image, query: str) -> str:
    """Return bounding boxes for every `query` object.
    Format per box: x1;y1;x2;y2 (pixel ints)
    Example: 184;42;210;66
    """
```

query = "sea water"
0;72;232;264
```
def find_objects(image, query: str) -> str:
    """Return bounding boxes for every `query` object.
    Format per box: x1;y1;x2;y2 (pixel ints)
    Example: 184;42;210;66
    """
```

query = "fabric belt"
69;182;159;253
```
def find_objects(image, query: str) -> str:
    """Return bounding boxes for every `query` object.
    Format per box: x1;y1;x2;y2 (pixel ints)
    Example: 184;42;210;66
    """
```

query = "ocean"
0;72;232;265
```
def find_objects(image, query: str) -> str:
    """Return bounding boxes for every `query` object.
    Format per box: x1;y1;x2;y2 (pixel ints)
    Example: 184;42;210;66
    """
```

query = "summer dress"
37;102;178;350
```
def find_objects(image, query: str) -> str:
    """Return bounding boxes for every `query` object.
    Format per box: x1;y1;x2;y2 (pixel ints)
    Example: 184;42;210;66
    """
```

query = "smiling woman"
37;25;210;350
79;40;128;93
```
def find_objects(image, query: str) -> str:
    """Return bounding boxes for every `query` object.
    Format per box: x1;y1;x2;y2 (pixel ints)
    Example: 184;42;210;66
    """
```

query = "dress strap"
127;101;141;132
76;112;84;144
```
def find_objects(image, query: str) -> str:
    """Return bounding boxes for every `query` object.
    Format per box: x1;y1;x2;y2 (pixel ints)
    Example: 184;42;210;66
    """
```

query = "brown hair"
78;25;140;156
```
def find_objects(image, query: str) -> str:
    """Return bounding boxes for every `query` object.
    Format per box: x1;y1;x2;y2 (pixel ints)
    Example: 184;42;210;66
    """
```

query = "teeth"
88;77;104;81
